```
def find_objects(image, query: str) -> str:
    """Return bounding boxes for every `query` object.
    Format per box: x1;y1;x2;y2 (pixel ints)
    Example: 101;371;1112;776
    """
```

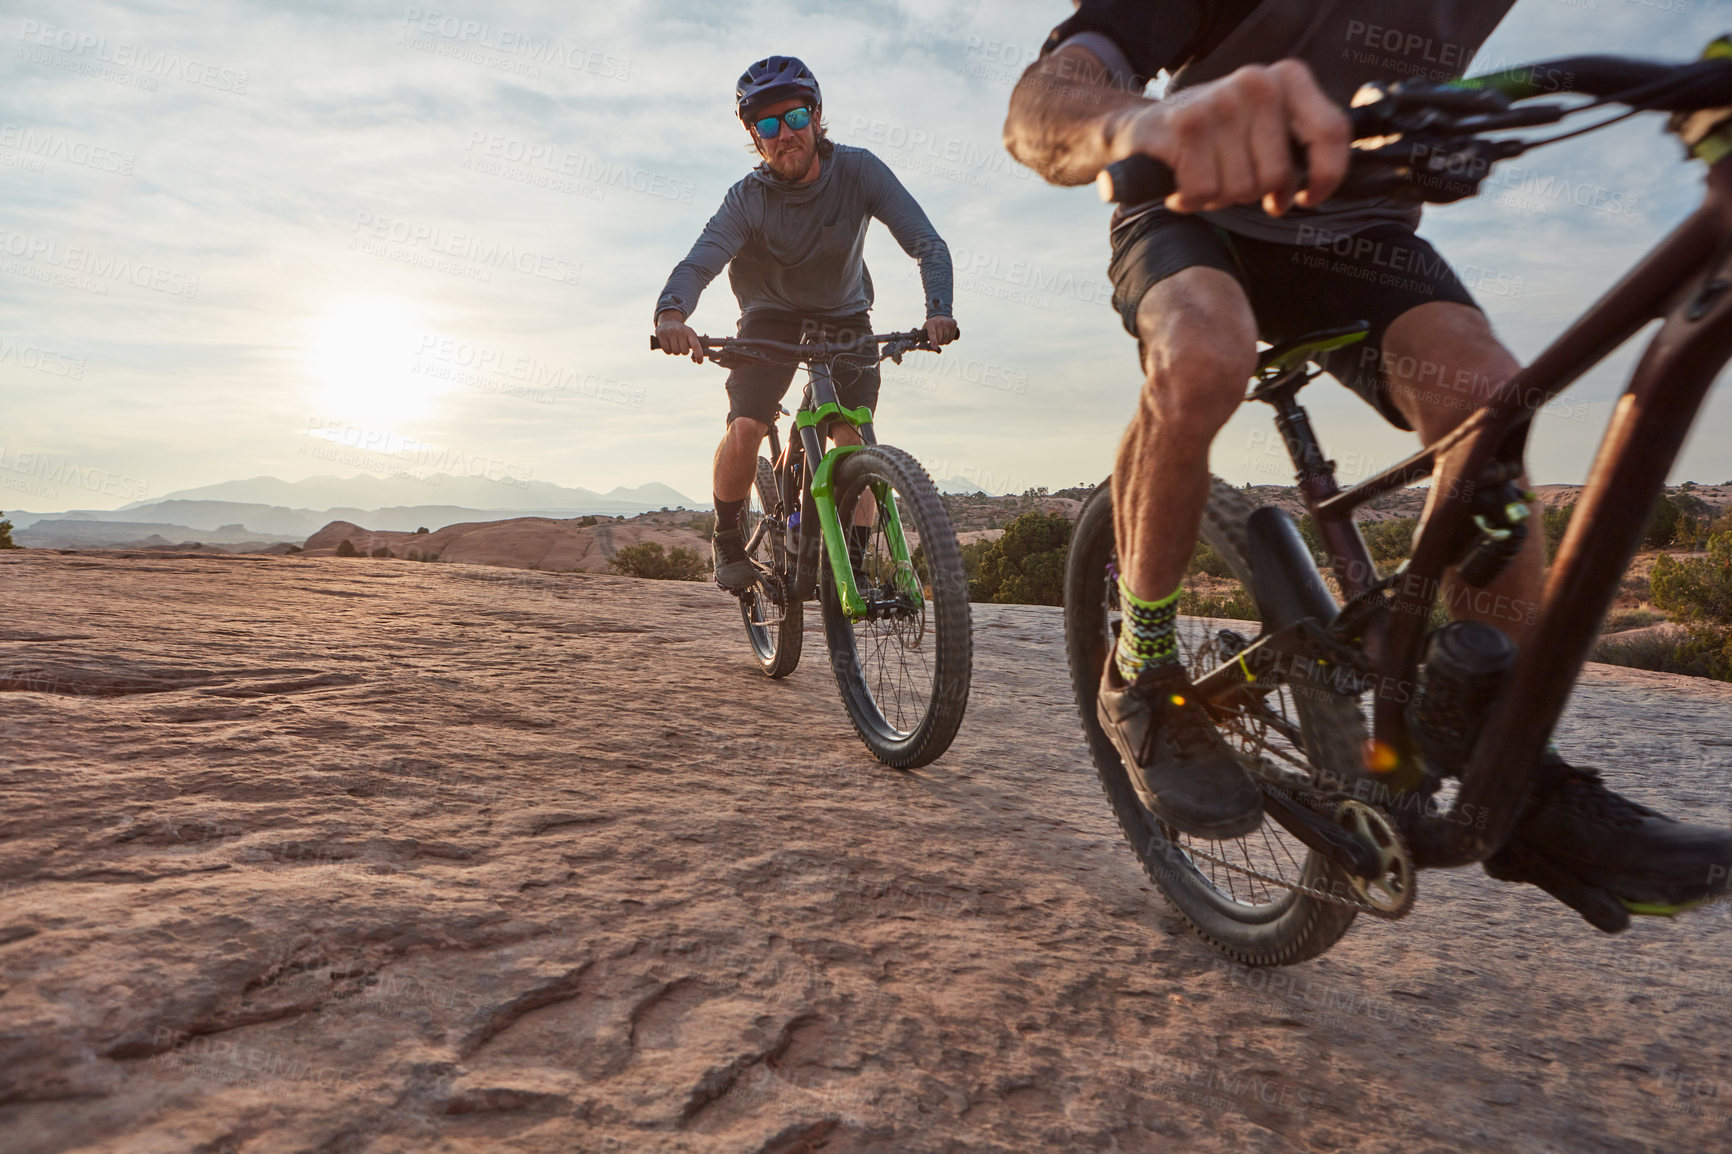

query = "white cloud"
0;0;1726;514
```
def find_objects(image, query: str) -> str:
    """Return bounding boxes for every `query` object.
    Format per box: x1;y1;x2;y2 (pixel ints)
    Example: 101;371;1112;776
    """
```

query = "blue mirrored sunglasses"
753;106;813;139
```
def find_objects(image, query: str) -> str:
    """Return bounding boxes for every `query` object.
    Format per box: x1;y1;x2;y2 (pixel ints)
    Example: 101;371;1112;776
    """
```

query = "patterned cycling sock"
713;497;747;537
1115;580;1182;682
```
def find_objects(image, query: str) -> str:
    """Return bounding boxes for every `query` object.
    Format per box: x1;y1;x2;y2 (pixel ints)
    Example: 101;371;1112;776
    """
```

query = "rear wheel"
1063;477;1365;966
820;445;971;768
740;456;802;678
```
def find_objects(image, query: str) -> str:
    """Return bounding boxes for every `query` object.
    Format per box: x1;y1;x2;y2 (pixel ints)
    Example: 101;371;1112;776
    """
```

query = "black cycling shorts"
724;309;880;428
1107;210;1480;431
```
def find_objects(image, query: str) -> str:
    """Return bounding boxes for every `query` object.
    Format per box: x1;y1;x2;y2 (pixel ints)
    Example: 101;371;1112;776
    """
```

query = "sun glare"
307;299;442;421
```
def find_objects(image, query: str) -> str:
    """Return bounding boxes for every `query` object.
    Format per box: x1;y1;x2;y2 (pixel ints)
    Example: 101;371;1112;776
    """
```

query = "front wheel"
1063;477;1366;966
820;445;971;768
740;456;802;678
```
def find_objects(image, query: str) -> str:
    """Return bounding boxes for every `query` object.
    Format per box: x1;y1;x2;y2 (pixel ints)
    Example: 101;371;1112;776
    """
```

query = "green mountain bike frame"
651;329;933;621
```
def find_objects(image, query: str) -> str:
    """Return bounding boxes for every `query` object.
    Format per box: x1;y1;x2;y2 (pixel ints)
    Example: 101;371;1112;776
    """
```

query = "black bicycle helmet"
735;55;821;123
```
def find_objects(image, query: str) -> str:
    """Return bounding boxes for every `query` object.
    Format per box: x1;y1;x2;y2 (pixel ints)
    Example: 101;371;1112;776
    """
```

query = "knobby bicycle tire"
820;445;972;768
740;455;802;678
1063;477;1365;966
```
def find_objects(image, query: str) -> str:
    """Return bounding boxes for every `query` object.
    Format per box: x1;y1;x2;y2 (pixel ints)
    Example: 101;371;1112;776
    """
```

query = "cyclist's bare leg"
713;416;770;505
1381;302;1543;645
1115;268;1259;601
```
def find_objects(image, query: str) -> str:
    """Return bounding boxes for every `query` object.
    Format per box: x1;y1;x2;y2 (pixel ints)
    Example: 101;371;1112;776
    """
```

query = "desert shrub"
416;526;429;535
1297;513;1415;574
0;514;16;550
608;542;709;581
1601;608;1662;634
957;538;995;582
1178;584;1258;620
1362;516;1419;569
1642;493;1712;549
968;510;1071;605
1543;502;1575;562
1188;540;1233;578
1595;624;1732;682
577;515;601;528
1650;532;1732;623
370;546;390;558
335;539;358;557
285;545;302;554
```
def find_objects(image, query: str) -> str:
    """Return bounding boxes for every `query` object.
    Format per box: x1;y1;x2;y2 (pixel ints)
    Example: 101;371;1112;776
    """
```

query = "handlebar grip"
1097;155;1176;205
650;335;662;350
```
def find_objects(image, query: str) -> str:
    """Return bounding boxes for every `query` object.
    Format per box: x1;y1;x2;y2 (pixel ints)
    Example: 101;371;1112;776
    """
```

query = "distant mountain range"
4;473;701;545
0;470;1019;549
130;474;694;513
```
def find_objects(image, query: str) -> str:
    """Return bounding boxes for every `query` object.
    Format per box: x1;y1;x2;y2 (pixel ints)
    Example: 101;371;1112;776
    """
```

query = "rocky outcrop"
302;517;708;572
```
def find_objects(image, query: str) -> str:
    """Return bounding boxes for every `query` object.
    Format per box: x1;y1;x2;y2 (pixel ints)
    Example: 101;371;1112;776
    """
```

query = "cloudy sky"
2;0;1727;513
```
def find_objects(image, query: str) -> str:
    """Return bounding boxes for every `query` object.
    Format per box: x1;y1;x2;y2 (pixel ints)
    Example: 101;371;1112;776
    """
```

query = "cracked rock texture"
2;551;1731;1153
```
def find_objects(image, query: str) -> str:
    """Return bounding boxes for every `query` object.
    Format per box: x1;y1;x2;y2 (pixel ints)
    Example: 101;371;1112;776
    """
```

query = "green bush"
1188;539;1233;578
370;546;392;559
1601;607;1662;634
608;542;709;581
1361;516;1419;569
1645;494;1682;548
1543;502;1574;562
1178;585;1258;620
1595;623;1732;682
1650;532;1732;623
335;539;358;557
0;514;17;550
968;510;1072;605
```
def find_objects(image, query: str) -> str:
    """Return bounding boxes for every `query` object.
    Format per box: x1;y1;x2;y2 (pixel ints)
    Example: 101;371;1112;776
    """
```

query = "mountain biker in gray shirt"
654;56;959;590
1004;0;1732;930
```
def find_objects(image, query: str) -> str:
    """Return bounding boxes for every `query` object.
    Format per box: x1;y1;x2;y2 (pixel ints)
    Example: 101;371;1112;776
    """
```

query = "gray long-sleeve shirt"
655;144;953;324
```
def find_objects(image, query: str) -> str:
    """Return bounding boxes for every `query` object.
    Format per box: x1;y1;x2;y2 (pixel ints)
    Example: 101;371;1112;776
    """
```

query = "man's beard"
764;141;816;181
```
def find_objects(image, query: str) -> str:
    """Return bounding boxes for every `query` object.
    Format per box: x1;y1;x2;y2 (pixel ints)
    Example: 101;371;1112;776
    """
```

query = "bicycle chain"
1166;820;1412;918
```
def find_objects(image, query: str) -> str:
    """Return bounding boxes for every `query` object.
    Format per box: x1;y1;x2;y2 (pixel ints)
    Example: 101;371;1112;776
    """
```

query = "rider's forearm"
864;153;955;318
1004;45;1151;188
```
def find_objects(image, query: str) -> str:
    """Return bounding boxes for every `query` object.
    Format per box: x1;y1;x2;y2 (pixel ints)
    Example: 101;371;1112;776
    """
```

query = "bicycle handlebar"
1098;52;1732;206
650;328;945;368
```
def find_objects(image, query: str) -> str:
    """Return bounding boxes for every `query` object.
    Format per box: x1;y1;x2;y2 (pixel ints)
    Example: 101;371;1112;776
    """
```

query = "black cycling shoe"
711;529;756;591
1485;753;1732;933
1095;661;1264;840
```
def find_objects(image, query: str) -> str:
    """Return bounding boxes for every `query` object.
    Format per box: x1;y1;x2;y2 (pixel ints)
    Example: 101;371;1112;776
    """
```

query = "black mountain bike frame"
1267;135;1732;868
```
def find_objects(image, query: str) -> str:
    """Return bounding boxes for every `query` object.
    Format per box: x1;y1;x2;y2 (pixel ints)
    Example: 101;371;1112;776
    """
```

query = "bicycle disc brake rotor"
744;577;787;627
